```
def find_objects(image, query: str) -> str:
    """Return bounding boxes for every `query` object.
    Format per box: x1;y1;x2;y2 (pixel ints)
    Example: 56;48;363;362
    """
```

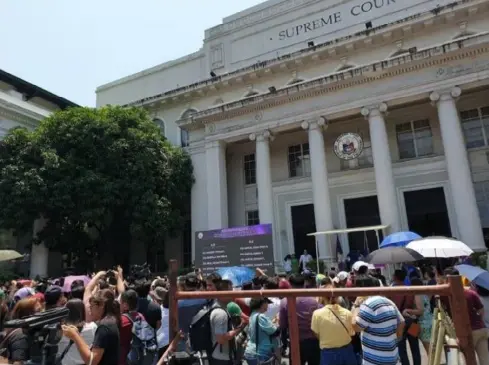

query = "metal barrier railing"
168;260;476;365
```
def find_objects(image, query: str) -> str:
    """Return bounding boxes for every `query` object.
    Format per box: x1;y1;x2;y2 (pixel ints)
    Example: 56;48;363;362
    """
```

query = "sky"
1;0;266;107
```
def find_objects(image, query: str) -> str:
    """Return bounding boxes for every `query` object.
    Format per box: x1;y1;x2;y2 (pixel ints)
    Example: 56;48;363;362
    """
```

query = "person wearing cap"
244;297;280;365
227;302;248;362
45;285;66;310
334;271;349;288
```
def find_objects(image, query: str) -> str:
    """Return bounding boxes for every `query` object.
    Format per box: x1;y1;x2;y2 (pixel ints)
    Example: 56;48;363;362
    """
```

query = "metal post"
315;237;320;275
169;259;179;339
287;297;301;365
447;276;476;365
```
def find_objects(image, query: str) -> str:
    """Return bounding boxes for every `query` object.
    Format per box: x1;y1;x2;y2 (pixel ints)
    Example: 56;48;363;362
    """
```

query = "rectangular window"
288;143;311;178
246;210;260;226
396;119;433;159
460;106;489;149
244;154;256;185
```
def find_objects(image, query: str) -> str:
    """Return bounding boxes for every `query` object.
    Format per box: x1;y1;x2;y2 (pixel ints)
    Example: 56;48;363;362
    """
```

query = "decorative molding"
123;1;483;108
176;34;489;128
0;101;44;129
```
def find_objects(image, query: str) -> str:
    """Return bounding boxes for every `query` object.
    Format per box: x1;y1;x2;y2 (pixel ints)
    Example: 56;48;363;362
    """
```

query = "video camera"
129;262;152;281
4;307;69;365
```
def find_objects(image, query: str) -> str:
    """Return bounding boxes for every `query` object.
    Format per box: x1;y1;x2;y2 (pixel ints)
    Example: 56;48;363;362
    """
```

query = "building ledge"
177;32;489;129
123;0;480;109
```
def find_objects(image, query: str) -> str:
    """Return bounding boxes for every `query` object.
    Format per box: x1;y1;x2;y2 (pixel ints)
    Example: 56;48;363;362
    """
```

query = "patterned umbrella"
216;266;255;287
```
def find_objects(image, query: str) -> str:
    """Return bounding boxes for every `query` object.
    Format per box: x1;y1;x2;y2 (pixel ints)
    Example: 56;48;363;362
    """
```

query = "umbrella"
0;250;23;262
216;266;255;287
455;264;489;291
366;247;424;265
380;231;421;248
406;236;473;258
62;275;91;293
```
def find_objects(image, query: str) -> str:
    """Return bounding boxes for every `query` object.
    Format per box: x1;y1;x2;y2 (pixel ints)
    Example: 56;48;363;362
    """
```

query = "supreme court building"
96;0;489;268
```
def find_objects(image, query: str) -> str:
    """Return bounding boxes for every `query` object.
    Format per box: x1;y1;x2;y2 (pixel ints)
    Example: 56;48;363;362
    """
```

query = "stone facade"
97;0;489;268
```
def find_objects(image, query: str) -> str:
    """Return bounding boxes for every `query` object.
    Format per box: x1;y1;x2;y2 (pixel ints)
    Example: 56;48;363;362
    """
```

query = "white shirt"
264;298;281;320
299;254;312;265
157;306;169;348
283;260;292;272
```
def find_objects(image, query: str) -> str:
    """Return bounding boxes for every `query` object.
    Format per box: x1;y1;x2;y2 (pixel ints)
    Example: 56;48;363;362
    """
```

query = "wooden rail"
168;260;476;365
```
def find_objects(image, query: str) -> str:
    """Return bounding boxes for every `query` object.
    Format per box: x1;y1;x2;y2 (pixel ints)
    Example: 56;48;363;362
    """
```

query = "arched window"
153;118;165;137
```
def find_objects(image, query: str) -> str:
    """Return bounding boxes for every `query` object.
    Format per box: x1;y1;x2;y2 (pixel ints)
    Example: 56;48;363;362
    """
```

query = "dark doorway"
404;187;451;237
291;204;316;257
344;195;383;255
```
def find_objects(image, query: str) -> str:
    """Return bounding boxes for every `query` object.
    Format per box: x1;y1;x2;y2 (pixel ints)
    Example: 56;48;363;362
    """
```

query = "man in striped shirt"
351;277;405;365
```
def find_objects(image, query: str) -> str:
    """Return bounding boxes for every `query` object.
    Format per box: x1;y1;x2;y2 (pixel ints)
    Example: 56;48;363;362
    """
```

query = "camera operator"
0;298;42;364
63;289;120;365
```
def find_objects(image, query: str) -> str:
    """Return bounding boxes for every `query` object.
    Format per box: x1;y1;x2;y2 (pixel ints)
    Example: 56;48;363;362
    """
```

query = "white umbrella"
406;236;473;258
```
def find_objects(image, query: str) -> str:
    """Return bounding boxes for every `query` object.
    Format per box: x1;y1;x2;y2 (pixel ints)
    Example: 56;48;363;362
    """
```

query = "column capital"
205;140;225;149
249;130;274;142
430;86;462;103
361;103;388;118
301;116;327;131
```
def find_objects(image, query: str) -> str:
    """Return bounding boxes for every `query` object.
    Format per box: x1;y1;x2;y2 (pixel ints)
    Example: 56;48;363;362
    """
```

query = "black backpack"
189;306;236;359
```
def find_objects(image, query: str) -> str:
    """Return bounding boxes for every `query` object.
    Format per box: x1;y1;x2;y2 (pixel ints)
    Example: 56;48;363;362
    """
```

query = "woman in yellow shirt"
311;282;357;365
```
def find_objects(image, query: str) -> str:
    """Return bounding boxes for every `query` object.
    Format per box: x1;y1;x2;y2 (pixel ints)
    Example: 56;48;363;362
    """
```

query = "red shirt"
120;312;144;365
440;289;485;330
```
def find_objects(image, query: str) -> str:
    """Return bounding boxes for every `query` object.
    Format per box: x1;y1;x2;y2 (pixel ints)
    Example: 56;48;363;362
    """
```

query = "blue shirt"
245;312;279;359
355;296;403;365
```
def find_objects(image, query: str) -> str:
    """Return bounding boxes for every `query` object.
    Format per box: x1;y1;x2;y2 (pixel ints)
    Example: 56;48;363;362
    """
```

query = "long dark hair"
89;289;121;328
65;299;86;327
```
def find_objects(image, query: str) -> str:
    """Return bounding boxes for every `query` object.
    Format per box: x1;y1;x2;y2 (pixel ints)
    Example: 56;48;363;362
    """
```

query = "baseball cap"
44;285;63;306
337;271;349;281
226;302;242;317
352;261;368;272
14;287;34;301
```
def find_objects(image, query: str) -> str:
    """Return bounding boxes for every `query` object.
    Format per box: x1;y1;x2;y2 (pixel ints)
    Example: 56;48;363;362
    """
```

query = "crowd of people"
0;262;487;365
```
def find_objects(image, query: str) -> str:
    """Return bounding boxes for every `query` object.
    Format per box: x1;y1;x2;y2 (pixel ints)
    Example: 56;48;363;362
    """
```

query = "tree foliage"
0;106;194;268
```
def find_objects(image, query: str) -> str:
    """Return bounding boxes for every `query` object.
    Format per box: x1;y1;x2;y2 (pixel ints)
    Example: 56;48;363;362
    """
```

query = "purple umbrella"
63;275;90;293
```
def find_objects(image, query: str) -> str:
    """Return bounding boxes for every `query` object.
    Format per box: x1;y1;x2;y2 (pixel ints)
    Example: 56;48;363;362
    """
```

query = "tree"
0;106;194;269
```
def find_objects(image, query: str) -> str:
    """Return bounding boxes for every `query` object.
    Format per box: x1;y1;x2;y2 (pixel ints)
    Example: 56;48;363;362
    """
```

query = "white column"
249;130;274;224
361;103;401;233
30;218;49;278
301;117;335;262
205;140;228;230
430;87;485;251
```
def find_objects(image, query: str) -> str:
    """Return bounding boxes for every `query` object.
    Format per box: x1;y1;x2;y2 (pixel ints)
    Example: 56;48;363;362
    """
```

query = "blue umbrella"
455;264;489;291
380;231;421;248
216;266;255;287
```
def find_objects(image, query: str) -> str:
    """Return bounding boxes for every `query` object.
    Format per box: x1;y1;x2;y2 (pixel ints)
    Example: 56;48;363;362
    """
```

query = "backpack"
123;314;158;365
189;306;236;360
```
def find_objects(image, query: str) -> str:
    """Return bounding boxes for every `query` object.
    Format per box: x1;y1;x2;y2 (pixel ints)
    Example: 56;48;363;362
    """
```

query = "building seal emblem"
333;133;364;160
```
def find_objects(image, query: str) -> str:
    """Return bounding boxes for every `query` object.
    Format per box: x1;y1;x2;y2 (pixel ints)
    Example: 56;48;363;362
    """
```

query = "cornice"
177;32;489;129
123;0;484;108
0;99;44;128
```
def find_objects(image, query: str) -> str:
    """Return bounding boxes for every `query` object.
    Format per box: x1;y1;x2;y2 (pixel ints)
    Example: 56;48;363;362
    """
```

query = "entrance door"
291;204;316;257
404;187;451;237
344;195;383;254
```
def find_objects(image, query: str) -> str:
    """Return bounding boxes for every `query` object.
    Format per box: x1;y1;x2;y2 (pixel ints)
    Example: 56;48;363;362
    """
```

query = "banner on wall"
194;224;275;276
